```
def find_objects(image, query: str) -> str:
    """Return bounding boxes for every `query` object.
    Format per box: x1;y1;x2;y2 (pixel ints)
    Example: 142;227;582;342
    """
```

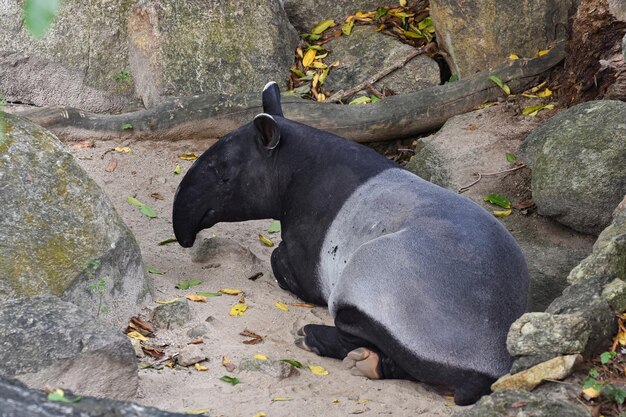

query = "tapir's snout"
172;168;215;248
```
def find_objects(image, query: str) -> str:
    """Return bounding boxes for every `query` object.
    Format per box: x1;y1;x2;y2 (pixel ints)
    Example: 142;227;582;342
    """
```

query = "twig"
457;164;527;193
328;47;426;102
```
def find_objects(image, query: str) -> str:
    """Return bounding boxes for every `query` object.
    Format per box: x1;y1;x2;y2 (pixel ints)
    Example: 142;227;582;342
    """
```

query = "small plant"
582;355;626;409
122;123;133;130
84;259;108;317
114;70;131;84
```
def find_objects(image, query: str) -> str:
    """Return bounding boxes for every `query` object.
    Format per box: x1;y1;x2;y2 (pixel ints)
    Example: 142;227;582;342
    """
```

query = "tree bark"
16;42;566;143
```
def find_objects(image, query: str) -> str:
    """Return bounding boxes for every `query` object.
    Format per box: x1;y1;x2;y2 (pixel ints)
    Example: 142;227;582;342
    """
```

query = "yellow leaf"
399;0;407;6
178;153;198;161
259;234;274;247
275;302;290;312
114;147;131;153
493;209;512;217
272;397;293;402
220;288;243;295
537;49;550;57
229;304;248;317
194;363;208;371
317;93;326;102
155;298;180;304
252;413;266;417
582;386;600;398
310;61;327;69
529;81;548;93
508;53;520;60
291;302;316;308
342;21;354;36
618;329;626;345
357;399;369;404
303;49;317;67
476;102;497;109
332;399;340;404
254;354;268;361
308;365;329;376
127;331;148;342
311;19;335;35
185;294;208;302
537;88;552;98
296;47;303;59
184;409;210;415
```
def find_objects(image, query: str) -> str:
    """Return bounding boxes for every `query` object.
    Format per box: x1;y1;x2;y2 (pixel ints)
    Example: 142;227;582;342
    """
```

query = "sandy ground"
69;139;458;417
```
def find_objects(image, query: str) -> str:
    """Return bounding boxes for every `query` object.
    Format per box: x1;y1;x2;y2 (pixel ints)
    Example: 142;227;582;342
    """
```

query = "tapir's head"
172;82;285;247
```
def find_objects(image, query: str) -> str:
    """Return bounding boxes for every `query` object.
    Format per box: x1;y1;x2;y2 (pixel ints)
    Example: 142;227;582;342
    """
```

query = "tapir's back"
317;167;529;379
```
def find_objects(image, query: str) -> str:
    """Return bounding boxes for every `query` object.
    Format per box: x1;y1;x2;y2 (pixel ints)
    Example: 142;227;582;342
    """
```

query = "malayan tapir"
172;82;529;405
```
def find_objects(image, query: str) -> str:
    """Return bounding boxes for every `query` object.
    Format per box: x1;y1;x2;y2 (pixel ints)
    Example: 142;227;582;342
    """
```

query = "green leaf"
582;377;597;389
488;75;504;88
47;390;81;404
195;291;222;297
403;30;423;39
158;237;177;245
484;194;512;209
122;123;133;130
522;104;555;117
24;0;60;39
375;7;388;20
307;45;326;52
147;267;165;275
505;153;517;164
268;220;281;233
220;375;240;385
281;359;304;368
589;368;601;378
417;17;433;31
603;384;626;405
140;204;157;218
446;74;459;84
293;84;311;96
311;19;335;35
600;351;617;365
175;279;202;290
127;196;143;207
174;164;182;175
300;33;321;41
289;67;306;78
370;95;381;103
348;96;372;105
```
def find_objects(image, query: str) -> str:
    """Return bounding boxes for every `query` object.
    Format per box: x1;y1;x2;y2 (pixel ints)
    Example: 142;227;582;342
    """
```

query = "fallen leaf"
522;103;555;117
303;48;317;67
290;303;315;308
462;124;479;131
147;267;165;275
220;375;240;385
267;220;281;233
188;337;204;345
281;359;303;368
484;194;512;209
241;329;263;345
176;279;202;290
220;288;243;295
259;234;274;247
342;20;354;36
582;386;600;398
332;399;340;403
488;75;511;95
194;363;208;371
529;81;548;93
150;192;164;200
536;88;552;98
179;152;198;161
272;397;293;402
617;329;626;345
275;302;290;312
174;164;182;174
184;409;210;415
185;294;208;303
158;237;177;245
254;354;268;361
309;365;329;376
349;96;372;105
47;388;81;404
140;204;157;218
311;19;335;35
122;123;133;130
247;272;263;281
512;199;535;210
252;413;266;417
142;345;165;358
229;304;248;317
127;331;148;342
72;140;95;149
114;147;131;153
196;291;222;297
508;53;520;60
505;152;517;164
130;316;155;334
357;399;369;404
537;49;550;57
105;158;117;172
493;209;512;217
399;0;407;6
222;356;237;372
155;298;180;305
476;102;497;109
127;196;143;207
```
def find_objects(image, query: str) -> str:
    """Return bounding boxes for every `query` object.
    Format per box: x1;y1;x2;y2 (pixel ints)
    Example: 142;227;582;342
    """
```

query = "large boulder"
430;0;575;78
322;26;441;98
0;113;152;327
0;376;188;417
0;296;138;400
0;0;298;111
520;100;626;235
405;106;595;311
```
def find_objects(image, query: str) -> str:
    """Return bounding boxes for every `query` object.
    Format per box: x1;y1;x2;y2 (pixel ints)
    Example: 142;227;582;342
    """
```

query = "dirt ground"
69;139;458;417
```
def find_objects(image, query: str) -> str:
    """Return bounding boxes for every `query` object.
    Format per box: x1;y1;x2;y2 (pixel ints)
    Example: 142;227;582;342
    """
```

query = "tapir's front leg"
270;241;310;302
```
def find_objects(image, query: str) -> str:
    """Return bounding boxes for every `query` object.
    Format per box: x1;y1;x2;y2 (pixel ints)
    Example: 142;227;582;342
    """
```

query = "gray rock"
507;312;590;356
602;278;626;312
323;26;440;99
520;100;626;234
405;106;594;311
569;195;626;284
239;358;299;380
0;296;138;400
491;354;582;392
546;275;617;357
177;344;206;367
0;113;152;328
151;298;190;329
510;353;559;375
623;33;626;61
430;0;575;78
186;322;211;339
0;376;190;417
452;389;589;417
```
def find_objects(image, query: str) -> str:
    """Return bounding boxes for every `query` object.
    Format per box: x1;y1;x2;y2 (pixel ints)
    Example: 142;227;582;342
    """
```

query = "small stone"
507;313;590;356
152;299;191;329
239;358;299;380
177;344;206;367
602;278;626;312
186;322;211;338
492;354;582;392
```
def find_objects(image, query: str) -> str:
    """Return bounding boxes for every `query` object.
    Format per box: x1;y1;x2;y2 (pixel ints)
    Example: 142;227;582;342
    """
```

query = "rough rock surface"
0;376;188;417
507;312;590;356
491;354;582;392
0;113;152;327
322;26;440;98
520;100;626;234
239;358;299;380
568;195;626;284
177;344;206;367
453;389;589;417
0;296;138;400
151;298;191;329
405;105;595;311
430;0;575;77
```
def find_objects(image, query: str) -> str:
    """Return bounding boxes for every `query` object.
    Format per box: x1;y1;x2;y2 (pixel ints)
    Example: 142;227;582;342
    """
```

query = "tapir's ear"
262;81;284;117
253;113;281;150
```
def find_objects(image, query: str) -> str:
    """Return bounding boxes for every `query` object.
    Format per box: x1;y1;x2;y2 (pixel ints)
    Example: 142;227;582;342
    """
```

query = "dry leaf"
229;304;248;317
194;363;209;371
275;302;289;312
240;329;263;345
303;48;317;67
72;140;95;149
141;345;165;358
617;328;626;345
188;337;204;345
308;365;329;376
582;386;600;398
222;356;237;372
220;288;243;295
150;192;164;200
127;331;148;342
113;147;131;153
105;158;117;172
272;397;293;402
155;298;180;305
179;153;198;161
130;316;155;334
185;294;208;303
254;354;268;361
290;303;316;308
462;124;479;131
